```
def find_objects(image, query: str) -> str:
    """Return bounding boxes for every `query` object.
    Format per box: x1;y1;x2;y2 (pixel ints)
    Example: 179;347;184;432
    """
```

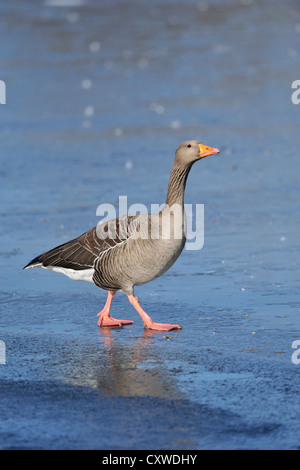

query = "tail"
23;234;95;271
23;238;78;270
23;255;43;270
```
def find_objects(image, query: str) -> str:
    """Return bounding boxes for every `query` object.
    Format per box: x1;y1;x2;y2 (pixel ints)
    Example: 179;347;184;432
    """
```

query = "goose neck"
165;164;191;207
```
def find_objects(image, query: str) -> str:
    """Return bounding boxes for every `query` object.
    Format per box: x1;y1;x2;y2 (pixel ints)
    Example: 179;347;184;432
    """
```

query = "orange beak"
198;143;220;158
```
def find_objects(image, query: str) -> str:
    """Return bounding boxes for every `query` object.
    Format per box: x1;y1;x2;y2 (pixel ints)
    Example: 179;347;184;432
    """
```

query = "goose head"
174;140;220;166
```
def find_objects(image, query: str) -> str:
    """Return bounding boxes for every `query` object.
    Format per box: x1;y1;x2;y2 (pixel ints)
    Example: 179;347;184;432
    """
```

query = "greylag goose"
24;140;220;331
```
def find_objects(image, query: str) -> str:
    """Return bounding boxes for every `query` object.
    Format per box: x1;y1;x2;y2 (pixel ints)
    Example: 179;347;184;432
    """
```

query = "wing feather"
24;214;139;271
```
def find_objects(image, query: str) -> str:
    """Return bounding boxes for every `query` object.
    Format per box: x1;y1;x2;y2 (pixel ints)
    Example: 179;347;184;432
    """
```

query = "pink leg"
128;295;182;331
97;291;134;327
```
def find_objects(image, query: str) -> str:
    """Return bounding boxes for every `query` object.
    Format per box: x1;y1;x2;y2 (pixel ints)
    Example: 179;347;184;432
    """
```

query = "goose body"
24;140;220;331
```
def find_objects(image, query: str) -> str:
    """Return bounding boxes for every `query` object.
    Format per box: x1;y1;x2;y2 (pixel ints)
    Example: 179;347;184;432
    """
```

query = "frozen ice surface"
0;0;299;450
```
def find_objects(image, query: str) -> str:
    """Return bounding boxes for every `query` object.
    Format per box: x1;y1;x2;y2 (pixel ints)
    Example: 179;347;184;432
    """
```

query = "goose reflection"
95;327;182;398
61;326;182;400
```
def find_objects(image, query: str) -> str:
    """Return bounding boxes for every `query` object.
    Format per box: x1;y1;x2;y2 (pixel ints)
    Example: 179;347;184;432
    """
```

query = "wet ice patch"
136;360;160;370
66;12;80;22
81;79;92;89
193;371;254;382
84;106;94;117
149;102;165;114
125;160;133;170
45;0;86;6
170;120;181;129
114;127;123;136
89;41;101;53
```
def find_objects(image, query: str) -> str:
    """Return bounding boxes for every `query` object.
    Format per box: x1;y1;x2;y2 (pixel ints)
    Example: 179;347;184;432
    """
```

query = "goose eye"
187;144;191;148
